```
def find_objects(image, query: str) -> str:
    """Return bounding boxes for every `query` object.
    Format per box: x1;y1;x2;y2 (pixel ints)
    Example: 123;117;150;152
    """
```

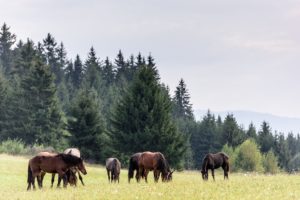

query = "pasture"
0;154;299;200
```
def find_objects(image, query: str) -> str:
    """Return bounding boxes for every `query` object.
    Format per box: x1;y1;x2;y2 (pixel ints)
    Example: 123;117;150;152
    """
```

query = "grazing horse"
201;152;229;181
106;158;121;183
39;149;84;187
27;153;87;190
128;152;145;183
138;151;173;183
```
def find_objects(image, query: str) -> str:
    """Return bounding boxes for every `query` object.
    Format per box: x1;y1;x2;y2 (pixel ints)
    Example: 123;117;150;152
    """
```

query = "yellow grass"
0;154;299;200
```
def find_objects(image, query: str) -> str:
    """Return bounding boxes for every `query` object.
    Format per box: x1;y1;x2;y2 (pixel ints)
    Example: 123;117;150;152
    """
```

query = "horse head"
166;169;175;181
201;170;208;180
77;158;87;175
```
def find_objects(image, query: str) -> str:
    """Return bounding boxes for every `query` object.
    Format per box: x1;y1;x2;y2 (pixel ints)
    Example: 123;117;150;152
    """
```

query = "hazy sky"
1;0;299;118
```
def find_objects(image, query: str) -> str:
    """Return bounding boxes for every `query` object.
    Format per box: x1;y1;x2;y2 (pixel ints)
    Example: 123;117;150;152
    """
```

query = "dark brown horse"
128;152;145;183
27;153;87;190
38;151;79;187
138;151;173;183
201;152;229;181
106;158;121;183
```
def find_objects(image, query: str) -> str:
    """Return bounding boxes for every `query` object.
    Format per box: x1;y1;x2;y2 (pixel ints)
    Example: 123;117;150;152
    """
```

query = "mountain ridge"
194;109;300;135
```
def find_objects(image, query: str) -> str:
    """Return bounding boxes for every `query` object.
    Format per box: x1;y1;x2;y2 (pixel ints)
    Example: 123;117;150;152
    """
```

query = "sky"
1;0;300;118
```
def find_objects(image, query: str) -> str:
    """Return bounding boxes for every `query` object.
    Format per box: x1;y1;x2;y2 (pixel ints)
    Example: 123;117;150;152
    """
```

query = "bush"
236;139;263;172
262;150;279;174
222;144;239;172
0;139;28;155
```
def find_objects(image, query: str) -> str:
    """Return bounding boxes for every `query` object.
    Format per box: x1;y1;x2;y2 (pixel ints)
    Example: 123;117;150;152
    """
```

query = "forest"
0;23;299;172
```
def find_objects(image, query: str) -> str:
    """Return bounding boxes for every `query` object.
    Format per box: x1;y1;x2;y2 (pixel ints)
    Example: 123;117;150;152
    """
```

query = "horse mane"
156;152;168;174
57;153;82;165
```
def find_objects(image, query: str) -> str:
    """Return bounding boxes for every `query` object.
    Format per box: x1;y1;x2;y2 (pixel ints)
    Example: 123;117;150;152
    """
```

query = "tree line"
0;23;299;171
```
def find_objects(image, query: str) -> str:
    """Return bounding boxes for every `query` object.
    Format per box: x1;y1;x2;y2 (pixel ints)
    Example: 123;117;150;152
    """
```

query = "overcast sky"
1;0;299;118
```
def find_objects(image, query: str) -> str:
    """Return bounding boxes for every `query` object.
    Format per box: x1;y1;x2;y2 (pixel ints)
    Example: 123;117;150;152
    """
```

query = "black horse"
128;152;143;183
201;152;229;181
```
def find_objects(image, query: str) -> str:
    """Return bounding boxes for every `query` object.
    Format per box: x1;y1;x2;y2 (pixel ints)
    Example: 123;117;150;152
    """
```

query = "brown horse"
27;153;87;190
106;158;121;183
128;152;145;183
201;152;229;181
138;151;173;183
38;151;79;187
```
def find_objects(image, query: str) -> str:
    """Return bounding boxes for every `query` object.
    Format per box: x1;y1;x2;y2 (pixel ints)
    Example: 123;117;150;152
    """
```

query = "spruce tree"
222;114;245;148
246;122;257;140
0;23;16;76
111;65;186;168
257;121;274;153
103;57;115;86
82;47;103;92
173;78;194;120
68;89;109;161
72;55;84;89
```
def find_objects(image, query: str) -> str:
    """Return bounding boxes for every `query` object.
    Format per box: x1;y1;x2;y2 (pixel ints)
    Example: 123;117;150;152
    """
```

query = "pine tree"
103;57;114;86
8;59;65;146
72;55;84;89
222;114;245;148
68;89;109;161
115;50;128;81
82;47;103;92
111;65;186;168
246;122;257;140
257;121;274;153
173;78;194;120
0;23;16;76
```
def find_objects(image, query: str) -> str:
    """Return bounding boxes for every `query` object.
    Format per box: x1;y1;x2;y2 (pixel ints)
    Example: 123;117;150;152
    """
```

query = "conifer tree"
173;78;194;120
0;23;16;76
82;47;103;92
68;89;109;161
111;65;186;168
257;121;274;153
247;122;257;140
72;55;84;89
103;57;114;86
222;114;245;148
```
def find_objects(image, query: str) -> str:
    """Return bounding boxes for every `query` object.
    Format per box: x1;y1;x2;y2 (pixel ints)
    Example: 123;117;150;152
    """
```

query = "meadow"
0;154;299;200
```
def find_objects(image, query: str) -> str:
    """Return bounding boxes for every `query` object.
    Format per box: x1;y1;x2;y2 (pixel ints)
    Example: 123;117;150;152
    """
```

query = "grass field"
0;154;299;200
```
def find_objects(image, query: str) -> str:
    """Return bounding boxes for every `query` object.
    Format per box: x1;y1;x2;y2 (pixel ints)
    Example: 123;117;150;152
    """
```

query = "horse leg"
212;169;215;181
51;173;55;188
37;175;42;189
107;169;110;183
144;170;149;183
57;176;62;188
78;171;85;186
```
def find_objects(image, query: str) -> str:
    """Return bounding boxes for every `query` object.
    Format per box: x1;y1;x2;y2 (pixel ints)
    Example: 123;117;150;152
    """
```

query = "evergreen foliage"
111;65;186;168
0;23;298;169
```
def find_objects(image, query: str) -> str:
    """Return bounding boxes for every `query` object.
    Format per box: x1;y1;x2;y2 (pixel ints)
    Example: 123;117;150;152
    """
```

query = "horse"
137;151;174;183
27;153;87;190
128;152;145;183
38;149;82;187
106;158;121;183
200;152;229;181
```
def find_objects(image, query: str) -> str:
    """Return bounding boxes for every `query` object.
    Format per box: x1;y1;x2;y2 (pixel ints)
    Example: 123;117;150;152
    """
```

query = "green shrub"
0;139;28;155
222;143;239;172
262;150;279;174
236;139;263;172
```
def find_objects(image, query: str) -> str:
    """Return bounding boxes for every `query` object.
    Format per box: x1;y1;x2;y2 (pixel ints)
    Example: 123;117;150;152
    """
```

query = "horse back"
64;148;81;158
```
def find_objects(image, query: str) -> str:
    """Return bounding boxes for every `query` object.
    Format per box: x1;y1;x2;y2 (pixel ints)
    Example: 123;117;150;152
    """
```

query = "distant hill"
194;110;300;135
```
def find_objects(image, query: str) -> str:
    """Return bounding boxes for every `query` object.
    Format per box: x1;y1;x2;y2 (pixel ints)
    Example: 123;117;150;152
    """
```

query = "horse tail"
128;157;135;181
27;163;32;184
